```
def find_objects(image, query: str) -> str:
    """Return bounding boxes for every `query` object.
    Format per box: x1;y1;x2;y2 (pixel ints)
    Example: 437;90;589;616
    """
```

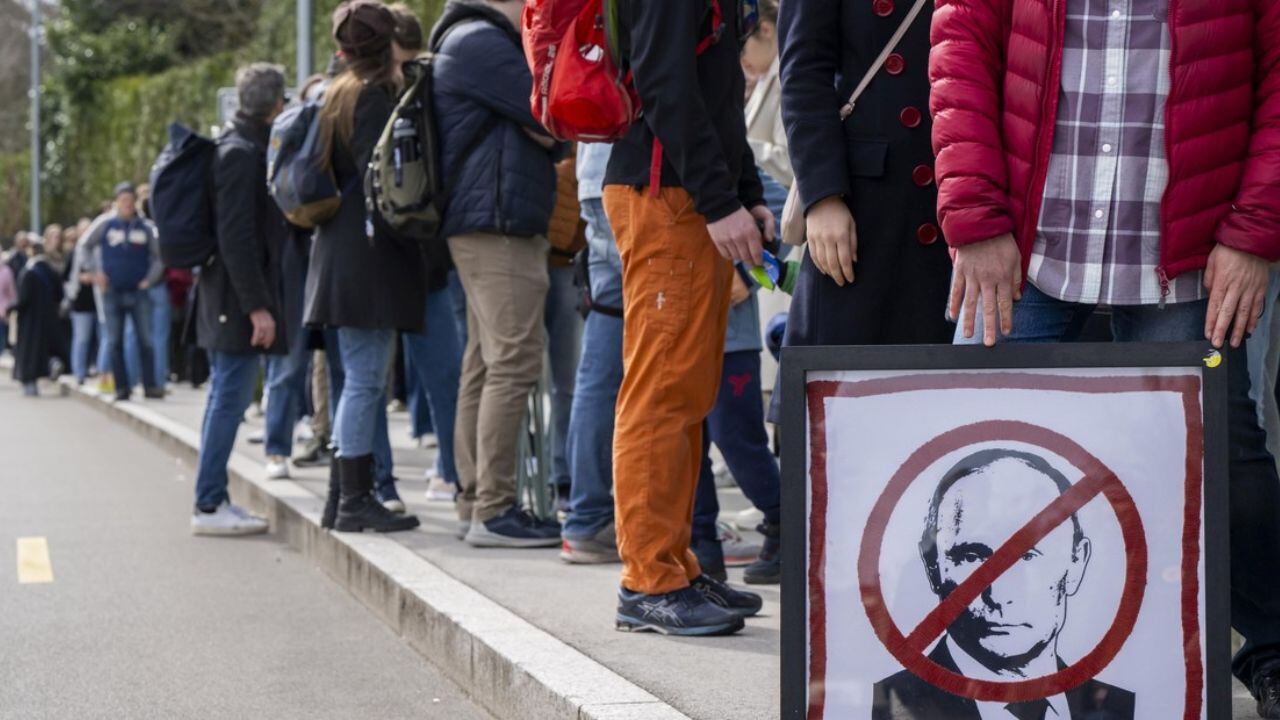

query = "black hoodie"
603;0;764;223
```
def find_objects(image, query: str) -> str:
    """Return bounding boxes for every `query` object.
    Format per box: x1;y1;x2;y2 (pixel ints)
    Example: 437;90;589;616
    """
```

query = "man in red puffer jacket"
931;1;1280;715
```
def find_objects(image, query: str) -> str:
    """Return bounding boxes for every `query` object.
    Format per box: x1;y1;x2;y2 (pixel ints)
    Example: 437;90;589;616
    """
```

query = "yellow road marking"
16;537;53;584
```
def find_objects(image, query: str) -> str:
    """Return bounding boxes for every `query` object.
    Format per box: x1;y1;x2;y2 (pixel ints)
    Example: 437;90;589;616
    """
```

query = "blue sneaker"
464;505;561;548
616;586;745;636
691;574;763;619
374;479;405;514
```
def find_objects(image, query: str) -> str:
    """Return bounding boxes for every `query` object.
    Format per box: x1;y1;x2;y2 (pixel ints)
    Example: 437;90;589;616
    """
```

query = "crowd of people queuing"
8;0;1280;714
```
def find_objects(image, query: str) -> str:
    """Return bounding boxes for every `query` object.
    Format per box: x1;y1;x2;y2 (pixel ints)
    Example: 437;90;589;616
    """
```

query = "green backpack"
365;56;443;244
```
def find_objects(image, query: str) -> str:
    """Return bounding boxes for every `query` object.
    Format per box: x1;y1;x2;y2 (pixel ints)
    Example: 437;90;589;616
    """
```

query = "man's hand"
749;204;776;247
78;272;94;286
805;196;857;286
730;272;751;306
249;309;276;349
138;279;150;291
1204;244;1271;349
93;272;109;291
708;207;764;267
950;233;1022;347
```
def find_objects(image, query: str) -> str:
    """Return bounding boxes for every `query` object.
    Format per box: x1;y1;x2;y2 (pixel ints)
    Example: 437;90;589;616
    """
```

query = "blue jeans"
101;288;156;395
692;351;783;541
194;351;259;510
264;284;311;458
546;264;582;490
126;284;171;390
329;327;396;488
564;198;625;540
402;283;464;487
70;311;97;382
960;282;1280;688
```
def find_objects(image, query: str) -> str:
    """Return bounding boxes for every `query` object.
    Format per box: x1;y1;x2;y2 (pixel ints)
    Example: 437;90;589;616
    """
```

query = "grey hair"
235;63;287;119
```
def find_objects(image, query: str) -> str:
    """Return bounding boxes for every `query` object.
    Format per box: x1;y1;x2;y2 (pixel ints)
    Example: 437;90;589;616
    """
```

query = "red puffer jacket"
929;0;1280;283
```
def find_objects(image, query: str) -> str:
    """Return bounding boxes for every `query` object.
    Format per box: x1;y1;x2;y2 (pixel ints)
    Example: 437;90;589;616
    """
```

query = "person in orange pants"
603;0;775;637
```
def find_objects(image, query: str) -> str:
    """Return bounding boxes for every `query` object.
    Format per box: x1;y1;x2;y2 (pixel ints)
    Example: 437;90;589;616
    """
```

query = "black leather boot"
334;455;420;533
320;457;340;530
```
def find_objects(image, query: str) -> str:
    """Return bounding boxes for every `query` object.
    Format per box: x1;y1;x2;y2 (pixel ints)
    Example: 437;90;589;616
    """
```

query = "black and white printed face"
932;458;1091;675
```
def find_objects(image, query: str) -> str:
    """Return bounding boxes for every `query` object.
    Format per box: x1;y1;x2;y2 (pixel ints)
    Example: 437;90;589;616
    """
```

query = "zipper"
1156;1;1176;308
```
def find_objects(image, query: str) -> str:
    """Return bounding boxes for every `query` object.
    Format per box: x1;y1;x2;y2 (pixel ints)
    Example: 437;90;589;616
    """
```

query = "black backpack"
149;123;218;269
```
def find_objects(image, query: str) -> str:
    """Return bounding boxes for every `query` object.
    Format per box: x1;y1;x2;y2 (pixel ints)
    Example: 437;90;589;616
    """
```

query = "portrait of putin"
872;448;1135;720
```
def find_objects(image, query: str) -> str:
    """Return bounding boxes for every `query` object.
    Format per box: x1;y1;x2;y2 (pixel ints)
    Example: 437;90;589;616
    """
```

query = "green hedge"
1;152;32;238
42;0;447;225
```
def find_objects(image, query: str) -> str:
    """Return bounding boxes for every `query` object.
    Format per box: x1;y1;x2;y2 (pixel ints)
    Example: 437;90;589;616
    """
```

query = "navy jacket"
429;1;561;241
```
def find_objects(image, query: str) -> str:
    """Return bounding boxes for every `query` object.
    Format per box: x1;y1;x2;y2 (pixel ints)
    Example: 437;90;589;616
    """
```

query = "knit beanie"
332;0;396;60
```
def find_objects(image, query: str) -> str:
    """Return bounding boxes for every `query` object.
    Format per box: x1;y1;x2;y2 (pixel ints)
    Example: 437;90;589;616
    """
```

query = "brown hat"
332;0;396;60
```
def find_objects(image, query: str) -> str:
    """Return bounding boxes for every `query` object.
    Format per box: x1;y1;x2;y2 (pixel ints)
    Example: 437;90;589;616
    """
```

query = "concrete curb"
63;380;691;720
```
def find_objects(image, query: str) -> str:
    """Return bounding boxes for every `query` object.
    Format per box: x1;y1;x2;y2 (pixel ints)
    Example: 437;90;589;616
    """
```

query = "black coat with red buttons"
776;0;954;347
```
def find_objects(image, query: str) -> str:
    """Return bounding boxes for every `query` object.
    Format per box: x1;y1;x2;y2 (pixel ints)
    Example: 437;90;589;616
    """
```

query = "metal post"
29;0;41;233
296;0;313;89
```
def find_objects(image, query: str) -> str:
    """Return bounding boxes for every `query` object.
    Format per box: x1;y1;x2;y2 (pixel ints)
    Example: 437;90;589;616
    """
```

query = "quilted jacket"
929;0;1280;283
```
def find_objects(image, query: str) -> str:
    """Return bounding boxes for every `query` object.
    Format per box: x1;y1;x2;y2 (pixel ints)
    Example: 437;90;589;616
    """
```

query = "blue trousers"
101;288;156;395
962;282;1280;688
194;351;259;510
325;327;395;487
125;284;170;390
70;311;97;383
563;198;625;540
692;350;783;542
545;264;582;490
264;278;310;458
402;282;464;487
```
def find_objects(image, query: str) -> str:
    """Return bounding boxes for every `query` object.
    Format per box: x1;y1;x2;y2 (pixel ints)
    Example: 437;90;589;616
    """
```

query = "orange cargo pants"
603;185;734;595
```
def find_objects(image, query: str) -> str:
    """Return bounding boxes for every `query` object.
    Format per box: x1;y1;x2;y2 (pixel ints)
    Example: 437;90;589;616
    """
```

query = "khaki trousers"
603;186;733;595
448;232;550;523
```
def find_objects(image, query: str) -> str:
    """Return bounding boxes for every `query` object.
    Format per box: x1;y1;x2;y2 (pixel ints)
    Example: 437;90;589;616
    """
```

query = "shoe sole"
559;548;621;564
465;529;561;548
191;525;269;537
265;471;290;480
614;614;745;636
334;517;421;533
743;572;780;586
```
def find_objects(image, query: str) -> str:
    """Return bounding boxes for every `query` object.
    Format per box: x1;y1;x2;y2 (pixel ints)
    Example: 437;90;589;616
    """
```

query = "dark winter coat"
777;0;953;347
196;114;289;356
430;1;561;241
304;84;428;332
11;257;67;383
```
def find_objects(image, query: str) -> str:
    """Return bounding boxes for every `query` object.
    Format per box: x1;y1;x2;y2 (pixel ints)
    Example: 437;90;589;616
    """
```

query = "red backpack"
522;0;722;186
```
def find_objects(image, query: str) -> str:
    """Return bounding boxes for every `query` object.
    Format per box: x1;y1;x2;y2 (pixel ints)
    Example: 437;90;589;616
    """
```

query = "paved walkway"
91;379;780;720
30;369;1268;719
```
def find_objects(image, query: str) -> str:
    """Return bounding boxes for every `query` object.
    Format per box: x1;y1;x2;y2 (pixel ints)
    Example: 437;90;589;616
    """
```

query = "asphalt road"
0;379;491;720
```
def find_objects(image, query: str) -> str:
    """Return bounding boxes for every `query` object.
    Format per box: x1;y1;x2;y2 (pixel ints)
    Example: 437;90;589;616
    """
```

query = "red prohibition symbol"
857;420;1149;703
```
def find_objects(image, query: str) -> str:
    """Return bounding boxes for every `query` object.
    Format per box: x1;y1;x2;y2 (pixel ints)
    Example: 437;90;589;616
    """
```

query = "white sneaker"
733;507;765;532
718;520;761;567
424;475;455;502
246;428;265;444
191;502;269;536
265;456;290;480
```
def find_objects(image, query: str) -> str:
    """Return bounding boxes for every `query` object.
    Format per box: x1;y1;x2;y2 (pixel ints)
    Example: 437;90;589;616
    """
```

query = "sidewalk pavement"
63;377;779;720
42;371;1264;719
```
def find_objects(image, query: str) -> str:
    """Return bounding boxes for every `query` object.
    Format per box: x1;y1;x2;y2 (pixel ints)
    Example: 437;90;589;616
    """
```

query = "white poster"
803;367;1209;720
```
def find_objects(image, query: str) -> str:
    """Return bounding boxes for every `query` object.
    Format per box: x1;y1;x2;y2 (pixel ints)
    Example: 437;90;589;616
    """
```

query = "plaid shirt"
1027;0;1205;306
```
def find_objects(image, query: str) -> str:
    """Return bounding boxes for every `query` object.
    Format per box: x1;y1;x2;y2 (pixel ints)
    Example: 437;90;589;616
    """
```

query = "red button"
917;223;940;245
899;106;922;128
873;0;895;16
912;164;935;187
885;53;905;76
